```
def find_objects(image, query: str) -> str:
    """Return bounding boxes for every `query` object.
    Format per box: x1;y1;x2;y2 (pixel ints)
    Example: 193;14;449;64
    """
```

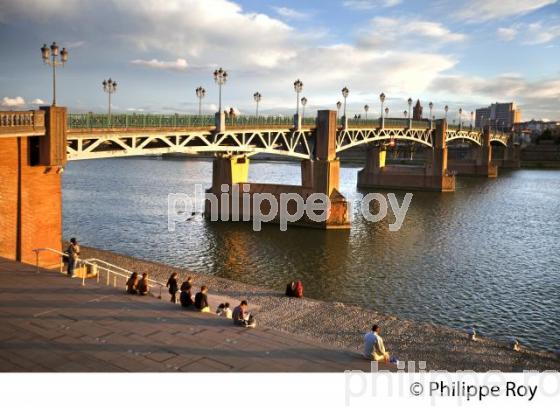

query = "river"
62;157;560;351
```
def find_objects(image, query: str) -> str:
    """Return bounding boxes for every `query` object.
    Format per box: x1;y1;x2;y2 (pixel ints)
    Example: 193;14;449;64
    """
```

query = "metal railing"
68;113;319;130
32;247;166;298
68;113;216;129
345;117;431;129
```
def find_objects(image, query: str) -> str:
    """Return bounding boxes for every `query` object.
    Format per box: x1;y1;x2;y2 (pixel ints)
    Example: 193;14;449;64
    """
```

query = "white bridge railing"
32;247;166;298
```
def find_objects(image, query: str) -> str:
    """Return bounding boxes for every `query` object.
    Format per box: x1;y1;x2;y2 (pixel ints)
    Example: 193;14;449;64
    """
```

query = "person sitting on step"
363;324;390;362
194;285;210;313
180;278;195;309
137;272;149;296
126;272;139;294
232;300;256;328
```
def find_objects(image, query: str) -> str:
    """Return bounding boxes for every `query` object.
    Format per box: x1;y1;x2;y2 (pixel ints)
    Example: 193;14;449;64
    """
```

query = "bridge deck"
0;258;378;372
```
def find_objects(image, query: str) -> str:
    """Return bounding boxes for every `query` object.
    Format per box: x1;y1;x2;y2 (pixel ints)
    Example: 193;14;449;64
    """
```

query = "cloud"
343;0;401;9
130;58;189;71
358;17;466;49
523;22;560;44
273;7;309;20
497;27;518;41
1;96;26;107
430;74;560;120
31;98;45;105
455;0;557;22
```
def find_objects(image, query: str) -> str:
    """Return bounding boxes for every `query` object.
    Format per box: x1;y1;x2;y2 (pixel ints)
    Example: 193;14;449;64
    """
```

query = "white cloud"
1;96;26;107
497;27;518;41
130;58;189;71
273;6;309;20
343;0;401;10
31;98;45;105
523;22;560;44
358;17;466;49
430;74;560;120
455;0;557;22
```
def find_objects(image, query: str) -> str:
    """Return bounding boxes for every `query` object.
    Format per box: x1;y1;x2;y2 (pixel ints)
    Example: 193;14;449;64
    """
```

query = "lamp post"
213;67;228;114
341;87;350;128
253;92;262;117
470;111;474;129
429;102;434;129
102;78;117;125
444;105;449;121
41;42;69;106
293;79;303;129
364;104;369;120
407;97;412;128
336;101;342;118
301;97;307;119
459;108;463;130
380;92;386;129
385;107;389;118
404;110;408;118
196;86;206;116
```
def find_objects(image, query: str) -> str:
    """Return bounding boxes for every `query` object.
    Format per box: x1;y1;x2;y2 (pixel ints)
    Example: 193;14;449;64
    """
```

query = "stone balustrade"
0;110;45;137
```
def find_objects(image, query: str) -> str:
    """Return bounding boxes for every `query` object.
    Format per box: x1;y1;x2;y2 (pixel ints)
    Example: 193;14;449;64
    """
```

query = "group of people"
126;271;256;328
125;272;150;295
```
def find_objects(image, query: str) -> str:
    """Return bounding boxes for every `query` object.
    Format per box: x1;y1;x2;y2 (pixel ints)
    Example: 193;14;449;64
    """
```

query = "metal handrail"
32;247;166;298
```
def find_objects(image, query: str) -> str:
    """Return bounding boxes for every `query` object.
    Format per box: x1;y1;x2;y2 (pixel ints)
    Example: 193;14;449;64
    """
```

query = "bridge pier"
448;128;498;177
357;119;455;192
0;106;66;267
492;140;521;169
205;110;350;229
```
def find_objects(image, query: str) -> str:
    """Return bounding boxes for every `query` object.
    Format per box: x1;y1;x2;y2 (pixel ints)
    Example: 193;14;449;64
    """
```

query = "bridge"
0;106;519;268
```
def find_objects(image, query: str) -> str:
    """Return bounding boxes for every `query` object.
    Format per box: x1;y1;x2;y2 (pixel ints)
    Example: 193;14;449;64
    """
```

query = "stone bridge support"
205;110;350;229
357;119;455;192
448;128;498;177
0;106;67;267
492;139;521;169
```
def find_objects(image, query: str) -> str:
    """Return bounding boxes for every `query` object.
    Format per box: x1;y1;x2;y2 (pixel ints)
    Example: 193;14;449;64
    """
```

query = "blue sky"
0;0;559;120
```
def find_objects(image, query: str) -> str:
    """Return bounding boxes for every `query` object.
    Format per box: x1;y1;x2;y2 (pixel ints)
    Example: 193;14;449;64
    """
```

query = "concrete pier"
205;110;350;229
357;119;455;192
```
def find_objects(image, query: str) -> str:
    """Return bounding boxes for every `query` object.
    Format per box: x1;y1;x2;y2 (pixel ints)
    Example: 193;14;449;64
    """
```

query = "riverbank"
80;246;560;372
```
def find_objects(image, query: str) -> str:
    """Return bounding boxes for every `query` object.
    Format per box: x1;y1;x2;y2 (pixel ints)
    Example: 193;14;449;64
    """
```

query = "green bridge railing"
68;113;437;130
68;113;216;129
68;113;318;130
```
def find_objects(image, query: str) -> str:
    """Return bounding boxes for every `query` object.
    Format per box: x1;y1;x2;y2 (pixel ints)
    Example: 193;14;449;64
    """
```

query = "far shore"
80;245;560;372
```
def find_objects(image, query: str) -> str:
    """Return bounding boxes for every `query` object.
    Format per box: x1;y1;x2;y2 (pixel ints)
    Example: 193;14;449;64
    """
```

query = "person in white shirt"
363;324;390;362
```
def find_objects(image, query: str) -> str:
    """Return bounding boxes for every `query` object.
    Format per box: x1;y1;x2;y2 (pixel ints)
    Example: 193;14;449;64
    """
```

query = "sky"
0;0;559;121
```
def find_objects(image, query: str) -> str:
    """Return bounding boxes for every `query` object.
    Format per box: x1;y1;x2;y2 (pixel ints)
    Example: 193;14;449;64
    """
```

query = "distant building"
475;102;521;129
513;120;559;144
413;100;423;120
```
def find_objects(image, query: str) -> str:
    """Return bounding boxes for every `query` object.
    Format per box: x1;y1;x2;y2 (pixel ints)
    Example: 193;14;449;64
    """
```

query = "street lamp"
301;97;307;119
102;78;117;124
341;87;349;120
380;92;386;128
470;111;474;129
196;86;206;116
213;67;228;114
444;105;449;120
364;104;369;120
385;107;389;117
253;92;262;117
41;42;69;106
404;110;408;118
336;101;342;118
459;108;463;130
429;102;434;129
294;79;303;115
407;97;412;128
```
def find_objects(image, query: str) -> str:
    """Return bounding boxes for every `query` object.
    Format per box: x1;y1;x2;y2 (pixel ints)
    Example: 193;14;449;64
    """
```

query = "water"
62;158;560;351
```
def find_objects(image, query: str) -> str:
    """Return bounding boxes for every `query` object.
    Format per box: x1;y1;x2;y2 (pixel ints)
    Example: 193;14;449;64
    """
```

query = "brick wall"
0;138;19;260
0;136;62;267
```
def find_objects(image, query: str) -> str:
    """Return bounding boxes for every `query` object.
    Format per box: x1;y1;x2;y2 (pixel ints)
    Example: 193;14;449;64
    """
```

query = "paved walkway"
0;258;380;372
